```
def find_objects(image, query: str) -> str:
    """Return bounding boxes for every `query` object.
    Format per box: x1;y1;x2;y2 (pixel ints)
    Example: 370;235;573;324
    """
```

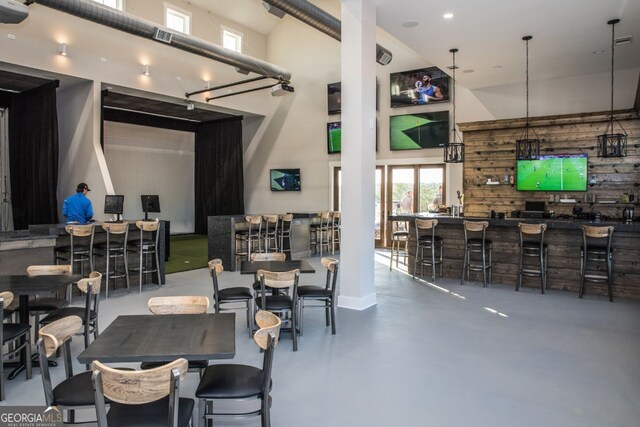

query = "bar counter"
389;213;640;299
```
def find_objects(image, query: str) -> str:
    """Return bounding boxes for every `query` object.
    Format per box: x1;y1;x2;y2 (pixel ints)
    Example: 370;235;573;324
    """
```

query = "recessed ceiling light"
462;69;475;73
443;12;454;19
402;21;419;28
493;65;503;69
592;49;605;54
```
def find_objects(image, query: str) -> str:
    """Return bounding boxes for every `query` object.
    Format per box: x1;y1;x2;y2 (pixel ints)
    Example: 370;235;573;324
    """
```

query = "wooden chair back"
27;265;72;276
519;223;547;235
101;221;129;234
77;271;102;295
39;316;83;357
147;296;210;315
91;358;188;405
254;310;282;350
208;259;224;275
280;213;293;222
415;219;438;230
136;220;159;232
582;225;614;239
321;257;339;273
64;224;94;237
263;214;279;224
0;291;14;309
251;252;286;261
256;269;300;290
246;215;262;225
464;220;489;232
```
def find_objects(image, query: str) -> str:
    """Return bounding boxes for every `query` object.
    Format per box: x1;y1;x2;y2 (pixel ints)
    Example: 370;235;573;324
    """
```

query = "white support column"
337;0;377;311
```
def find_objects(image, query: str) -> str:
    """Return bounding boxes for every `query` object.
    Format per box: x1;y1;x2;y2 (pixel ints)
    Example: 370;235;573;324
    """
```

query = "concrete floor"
2;251;640;426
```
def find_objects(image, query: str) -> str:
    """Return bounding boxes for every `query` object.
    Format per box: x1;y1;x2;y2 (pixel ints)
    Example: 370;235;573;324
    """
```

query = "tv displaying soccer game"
327;122;341;154
390;67;450;107
270;169;301;191
516;154;588;191
390;111;449;150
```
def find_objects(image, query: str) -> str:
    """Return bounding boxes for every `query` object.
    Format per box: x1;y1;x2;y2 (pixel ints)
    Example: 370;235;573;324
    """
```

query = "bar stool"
278;213;293;259
413;219;443;281
516;223;548;294
55;224;95;276
389;220;409;270
461;220;492;287
93;222;130;298
262;214;279;253
310;211;331;256
128;219;161;292
234;215;262;269
580;225;614;302
330;211;341;254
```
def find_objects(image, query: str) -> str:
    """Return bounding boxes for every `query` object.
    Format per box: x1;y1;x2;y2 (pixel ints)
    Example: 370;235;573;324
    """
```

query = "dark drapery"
9;81;60;229
194;117;244;234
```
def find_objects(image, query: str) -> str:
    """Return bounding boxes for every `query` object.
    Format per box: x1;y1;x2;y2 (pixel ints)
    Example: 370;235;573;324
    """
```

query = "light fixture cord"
610;20;615;133
452;50;457;141
525;37;530;129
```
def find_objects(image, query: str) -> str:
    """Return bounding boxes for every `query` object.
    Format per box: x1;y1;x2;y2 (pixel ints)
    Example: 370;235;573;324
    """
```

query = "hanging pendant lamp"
597;18;627;158
444;48;464;163
515;35;541;160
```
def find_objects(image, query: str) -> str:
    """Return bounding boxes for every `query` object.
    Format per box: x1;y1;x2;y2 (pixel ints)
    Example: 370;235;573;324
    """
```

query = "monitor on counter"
141;195;160;220
104;195;124;221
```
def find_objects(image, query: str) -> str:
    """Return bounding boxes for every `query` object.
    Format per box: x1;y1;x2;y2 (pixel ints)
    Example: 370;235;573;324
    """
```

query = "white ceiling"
190;0;640;90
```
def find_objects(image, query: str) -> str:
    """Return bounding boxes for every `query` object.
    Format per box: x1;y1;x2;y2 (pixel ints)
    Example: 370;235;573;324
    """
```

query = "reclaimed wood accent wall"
458;110;640;219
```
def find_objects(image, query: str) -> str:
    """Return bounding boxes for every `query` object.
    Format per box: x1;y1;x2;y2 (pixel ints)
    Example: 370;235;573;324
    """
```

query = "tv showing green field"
327;122;341;153
390;111;448;150
516;154;587;191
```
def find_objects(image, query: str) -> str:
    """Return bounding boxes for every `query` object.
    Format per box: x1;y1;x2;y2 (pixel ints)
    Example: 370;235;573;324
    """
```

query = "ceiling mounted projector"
0;0;28;24
271;83;294;97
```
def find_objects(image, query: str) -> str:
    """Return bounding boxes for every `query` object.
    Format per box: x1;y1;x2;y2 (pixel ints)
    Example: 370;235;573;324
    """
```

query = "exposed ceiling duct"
30;0;292;81
262;0;393;65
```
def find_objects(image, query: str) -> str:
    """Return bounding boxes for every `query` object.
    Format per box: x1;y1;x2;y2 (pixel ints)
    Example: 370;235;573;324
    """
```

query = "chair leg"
517;246;523;292
25;331;32;380
292;309;298;352
540;248;545;294
262;393;271;427
461;245;467;285
299;299;304;336
607;252;613;302
198;398;206;427
330;300;336;335
324;301;330;327
579;249;586;299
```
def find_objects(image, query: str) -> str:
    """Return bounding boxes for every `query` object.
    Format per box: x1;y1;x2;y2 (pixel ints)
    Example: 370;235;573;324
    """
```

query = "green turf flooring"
165;234;208;274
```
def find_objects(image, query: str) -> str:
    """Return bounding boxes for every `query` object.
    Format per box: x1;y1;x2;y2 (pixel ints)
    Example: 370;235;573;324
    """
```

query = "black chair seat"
128;239;156;249
581;245;613;253
522;241;548;249
418;235;442;242
196;364;269;399
28;297;68;312
298;286;331;298
106;396;194;427
52;369;134;406
255;295;292;311
467;238;492;245
2;323;30;343
93;242;125;251
40;307;97;325
141;360;208;371
219;287;253;301
55;245;91;254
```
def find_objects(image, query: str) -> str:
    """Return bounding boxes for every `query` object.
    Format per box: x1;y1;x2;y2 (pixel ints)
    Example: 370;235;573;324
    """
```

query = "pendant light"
597;18;627;157
444;48;464;163
515;35;541;160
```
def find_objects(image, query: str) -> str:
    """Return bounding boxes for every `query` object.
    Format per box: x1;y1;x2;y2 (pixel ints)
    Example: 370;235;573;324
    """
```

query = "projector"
0;0;28;24
271;83;294;97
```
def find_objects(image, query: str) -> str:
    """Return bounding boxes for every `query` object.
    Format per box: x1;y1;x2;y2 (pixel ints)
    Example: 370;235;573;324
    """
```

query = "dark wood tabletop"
0;274;82;296
77;313;236;364
240;260;316;274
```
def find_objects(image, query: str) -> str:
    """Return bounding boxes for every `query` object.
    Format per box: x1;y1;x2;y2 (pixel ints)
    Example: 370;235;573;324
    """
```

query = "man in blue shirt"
63;183;94;224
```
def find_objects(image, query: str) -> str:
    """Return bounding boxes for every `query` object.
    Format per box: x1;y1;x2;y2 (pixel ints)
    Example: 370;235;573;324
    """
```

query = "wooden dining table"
78;313;236;364
240;259;316;274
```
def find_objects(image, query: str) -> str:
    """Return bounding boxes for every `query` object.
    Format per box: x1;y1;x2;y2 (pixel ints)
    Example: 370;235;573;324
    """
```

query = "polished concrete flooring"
2;251;640;426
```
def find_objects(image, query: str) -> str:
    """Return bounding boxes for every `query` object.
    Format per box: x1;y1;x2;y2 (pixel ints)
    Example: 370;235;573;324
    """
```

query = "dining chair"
38;315;99;423
39;271;102;349
250;252;286;298
0;292;32;402
196;310;281;427
141;296;210;376
92;358;193;427
208;259;253;336
26;264;72;341
297;257;339;335
255;268;300;351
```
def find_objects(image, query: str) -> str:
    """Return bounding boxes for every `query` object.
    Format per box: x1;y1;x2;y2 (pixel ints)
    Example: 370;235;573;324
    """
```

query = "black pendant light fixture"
597;18;627;158
515;35;541;160
444;48;464;163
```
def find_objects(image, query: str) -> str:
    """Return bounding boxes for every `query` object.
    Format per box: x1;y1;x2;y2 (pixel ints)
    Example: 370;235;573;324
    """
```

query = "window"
93;0;123;10
165;4;191;34
222;27;243;53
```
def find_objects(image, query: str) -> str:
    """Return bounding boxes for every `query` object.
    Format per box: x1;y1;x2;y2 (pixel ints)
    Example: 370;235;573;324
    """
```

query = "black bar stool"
277;213;293;259
330;211;341;254
128;220;160;292
413;219;443;281
262;214;279;253
461;220;492;287
390;220;409;270
93;221;130;298
580;225;614;302
55;224;95;276
235;215;262;269
516;222;548;294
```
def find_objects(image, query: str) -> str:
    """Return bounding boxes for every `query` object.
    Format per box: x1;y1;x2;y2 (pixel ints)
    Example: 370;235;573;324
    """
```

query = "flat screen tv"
328;82;341;115
516;154;588;191
327;122;341;154
270;169;301;191
390;111;449;150
104;195;124;220
141;194;161;220
390;67;449;107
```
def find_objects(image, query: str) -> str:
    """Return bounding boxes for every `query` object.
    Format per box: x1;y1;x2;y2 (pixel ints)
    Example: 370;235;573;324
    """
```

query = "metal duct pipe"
262;0;392;65
32;0;292;81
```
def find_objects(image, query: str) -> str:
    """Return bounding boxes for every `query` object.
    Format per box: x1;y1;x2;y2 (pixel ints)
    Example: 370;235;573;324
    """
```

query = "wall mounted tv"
516;154;588;191
328;82;341;115
327;122;342;153
390;111;449;150
270;169;301;191
390;67;450;107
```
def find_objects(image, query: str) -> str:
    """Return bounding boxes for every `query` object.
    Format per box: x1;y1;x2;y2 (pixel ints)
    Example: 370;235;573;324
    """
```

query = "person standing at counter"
63;182;94;224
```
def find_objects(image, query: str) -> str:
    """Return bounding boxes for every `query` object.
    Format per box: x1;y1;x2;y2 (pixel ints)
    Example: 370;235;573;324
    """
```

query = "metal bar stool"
128;220;161;292
93;222;130;298
234;215;262;270
262;214;279;253
389;220;409;270
278;213;293;259
330;211;341;254
55;224;95;276
580;225;614;302
461;220;492;287
516;222;548;294
311;211;331;257
413;219;443;281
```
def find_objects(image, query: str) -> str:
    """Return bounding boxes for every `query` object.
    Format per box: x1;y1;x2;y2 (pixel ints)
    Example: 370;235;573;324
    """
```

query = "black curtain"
194;117;244;234
9;81;60;229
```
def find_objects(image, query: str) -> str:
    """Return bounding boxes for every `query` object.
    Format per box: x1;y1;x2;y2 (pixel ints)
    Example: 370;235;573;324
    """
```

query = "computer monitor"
104;195;124;221
141;195;160;220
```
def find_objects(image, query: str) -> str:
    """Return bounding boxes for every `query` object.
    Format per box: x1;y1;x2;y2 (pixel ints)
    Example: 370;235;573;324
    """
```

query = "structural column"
338;0;377;310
